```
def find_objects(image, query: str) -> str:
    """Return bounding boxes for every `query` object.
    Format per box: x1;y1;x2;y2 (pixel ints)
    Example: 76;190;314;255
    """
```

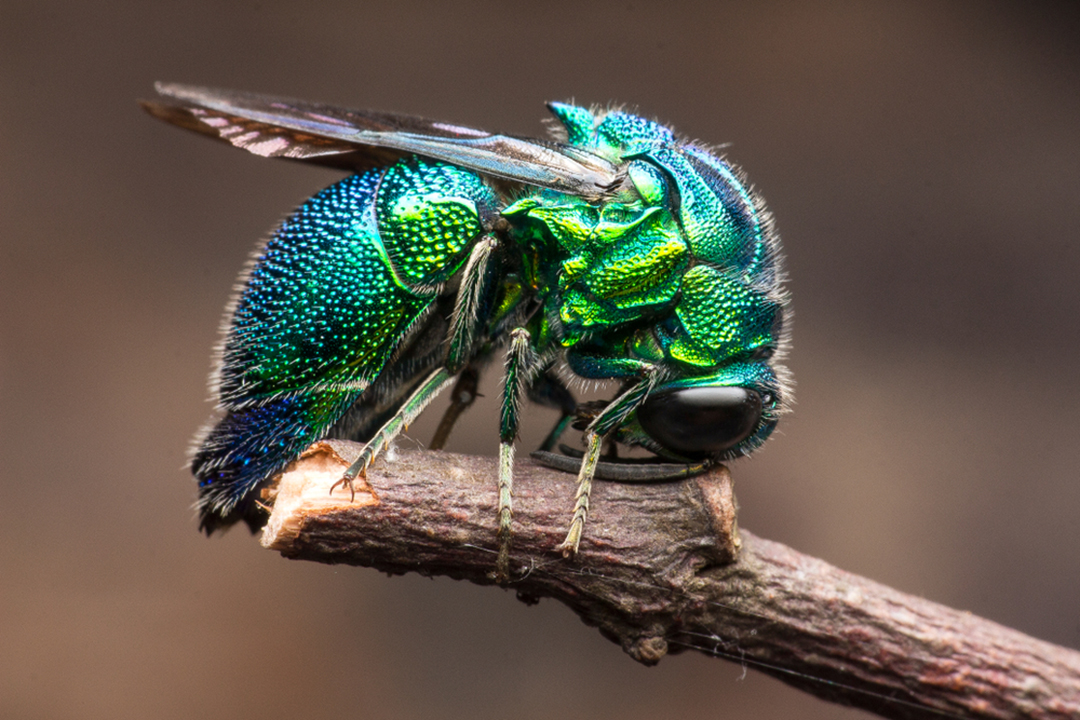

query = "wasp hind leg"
333;367;456;496
333;236;498;497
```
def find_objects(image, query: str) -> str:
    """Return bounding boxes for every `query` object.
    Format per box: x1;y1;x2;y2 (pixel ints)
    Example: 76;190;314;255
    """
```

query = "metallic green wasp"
143;84;791;581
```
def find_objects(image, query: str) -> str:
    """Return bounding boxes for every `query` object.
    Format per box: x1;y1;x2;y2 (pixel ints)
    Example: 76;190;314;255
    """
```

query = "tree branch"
260;442;1080;720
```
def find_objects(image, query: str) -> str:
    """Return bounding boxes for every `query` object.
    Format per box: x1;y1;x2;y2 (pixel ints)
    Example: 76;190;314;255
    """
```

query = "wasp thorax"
637;386;763;458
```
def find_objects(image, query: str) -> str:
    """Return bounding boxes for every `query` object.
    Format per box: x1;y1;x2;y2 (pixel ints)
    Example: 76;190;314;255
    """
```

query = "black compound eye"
637;386;763;458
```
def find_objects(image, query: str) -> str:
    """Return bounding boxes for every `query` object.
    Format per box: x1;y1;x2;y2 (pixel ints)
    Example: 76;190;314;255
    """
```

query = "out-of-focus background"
2;2;1078;718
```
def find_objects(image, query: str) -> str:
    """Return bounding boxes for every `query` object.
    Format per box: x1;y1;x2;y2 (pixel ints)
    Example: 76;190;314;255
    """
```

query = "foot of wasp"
329;463;366;502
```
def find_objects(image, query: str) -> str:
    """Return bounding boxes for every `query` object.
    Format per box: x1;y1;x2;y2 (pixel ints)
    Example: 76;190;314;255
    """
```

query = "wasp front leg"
556;364;661;557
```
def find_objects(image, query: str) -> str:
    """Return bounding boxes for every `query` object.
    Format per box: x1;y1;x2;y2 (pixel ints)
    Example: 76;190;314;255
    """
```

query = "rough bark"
260;441;1080;720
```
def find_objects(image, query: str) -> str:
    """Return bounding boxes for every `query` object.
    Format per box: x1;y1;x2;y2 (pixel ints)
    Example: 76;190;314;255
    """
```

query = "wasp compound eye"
637;386;763;458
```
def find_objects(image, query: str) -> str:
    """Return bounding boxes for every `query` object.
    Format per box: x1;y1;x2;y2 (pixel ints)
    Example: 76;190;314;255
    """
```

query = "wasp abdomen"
196;160;495;530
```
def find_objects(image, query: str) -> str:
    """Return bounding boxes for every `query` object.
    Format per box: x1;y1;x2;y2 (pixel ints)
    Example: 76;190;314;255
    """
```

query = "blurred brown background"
2;2;1078;718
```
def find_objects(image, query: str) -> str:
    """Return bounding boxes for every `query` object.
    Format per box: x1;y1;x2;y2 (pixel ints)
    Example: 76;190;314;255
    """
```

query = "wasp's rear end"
193;159;499;531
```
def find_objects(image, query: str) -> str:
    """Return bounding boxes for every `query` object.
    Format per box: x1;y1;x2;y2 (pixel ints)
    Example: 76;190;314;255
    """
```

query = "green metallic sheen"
161;93;789;543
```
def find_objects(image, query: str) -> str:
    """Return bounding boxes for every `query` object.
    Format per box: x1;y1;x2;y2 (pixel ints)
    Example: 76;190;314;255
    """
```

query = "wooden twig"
261;442;1080;720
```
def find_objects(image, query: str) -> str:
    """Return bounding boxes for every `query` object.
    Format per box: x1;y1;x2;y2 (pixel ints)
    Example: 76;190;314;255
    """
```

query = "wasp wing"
142;83;621;198
140;95;402;174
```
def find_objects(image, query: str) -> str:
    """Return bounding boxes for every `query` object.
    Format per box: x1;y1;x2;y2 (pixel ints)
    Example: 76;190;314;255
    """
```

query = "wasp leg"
556;369;660;557
496;327;541;583
428;235;498;449
333;367;456;495
538;415;575;452
526;369;578;452
429;363;481;450
446;236;497;371
530;450;709;482
334;236;498;496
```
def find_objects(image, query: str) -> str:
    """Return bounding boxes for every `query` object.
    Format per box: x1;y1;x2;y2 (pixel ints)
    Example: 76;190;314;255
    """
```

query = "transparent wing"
142;83;621;198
